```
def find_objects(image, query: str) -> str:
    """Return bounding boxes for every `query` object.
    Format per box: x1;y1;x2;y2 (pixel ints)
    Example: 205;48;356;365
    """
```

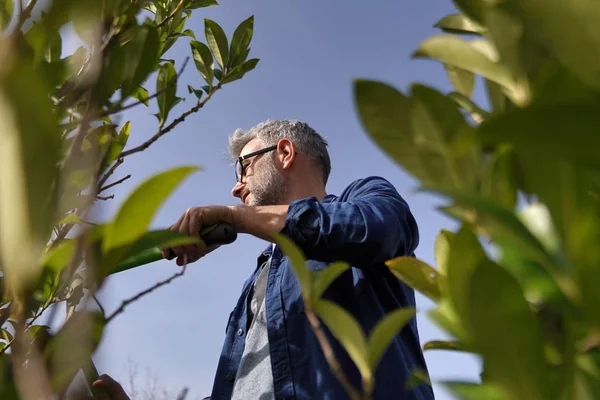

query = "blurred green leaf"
48;311;105;392
409;84;479;189
386;257;442;302
485;79;507;114
478;104;600;171
0;61;61;295
468;259;550;400
220;58;259;84
103;166;199;253
311;262;350;302
481;145;518;210
275;234;311;299
131;87;150;106
354;80;426;183
434;13;485;35
423;340;471;352
156;62;181;126
228;16;254;69
367;307;416;370
413;36;516;94
314;300;371;382
444;381;509;400
507;0;600;90
45;32;62;63
190;40;214;87
204;19;229;70
444;226;487;337
186;0;218;9
452;0;486;24
0;0;13;30
445;65;475;97
58;213;83;225
434;229;455;275
448;92;490;122
122;25;160;99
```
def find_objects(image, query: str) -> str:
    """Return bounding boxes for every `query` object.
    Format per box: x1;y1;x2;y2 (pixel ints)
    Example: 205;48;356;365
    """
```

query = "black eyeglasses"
235;145;277;183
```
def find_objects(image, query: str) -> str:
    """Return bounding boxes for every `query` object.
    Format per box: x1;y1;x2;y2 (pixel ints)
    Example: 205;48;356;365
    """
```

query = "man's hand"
161;205;235;265
84;374;129;400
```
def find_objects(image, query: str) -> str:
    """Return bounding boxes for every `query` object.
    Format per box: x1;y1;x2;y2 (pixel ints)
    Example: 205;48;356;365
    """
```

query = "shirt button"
225;374;234;383
237;328;243;336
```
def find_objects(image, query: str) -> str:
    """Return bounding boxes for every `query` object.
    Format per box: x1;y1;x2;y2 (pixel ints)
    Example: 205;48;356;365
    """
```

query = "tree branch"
96;194;114;201
18;0;38;28
97;157;124;188
305;307;364;400
98;57;190;118
120;83;222;158
156;0;185;29
105;263;188;324
99;174;131;193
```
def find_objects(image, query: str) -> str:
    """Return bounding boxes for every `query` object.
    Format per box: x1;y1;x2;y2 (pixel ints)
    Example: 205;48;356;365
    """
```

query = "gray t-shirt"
231;251;275;400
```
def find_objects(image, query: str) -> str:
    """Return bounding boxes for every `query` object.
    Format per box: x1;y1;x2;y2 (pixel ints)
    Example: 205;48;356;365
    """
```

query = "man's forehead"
239;138;262;157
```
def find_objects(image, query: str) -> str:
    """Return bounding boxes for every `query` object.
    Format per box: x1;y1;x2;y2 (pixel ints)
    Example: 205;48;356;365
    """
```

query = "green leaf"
423;340;470;352
156;62;178;126
58;213;83;225
478;104;600;171
185;0;218;9
311;262;350;302
434;13;485;35
508;0;600;90
354;80;425;182
448;92;490;122
121;230;202;262
444;381;509;400
444;226;487;336
314;300;370;381
0;60;61;295
467;260;550;400
367;307;416;370
43;240;77;273
409;84;478;189
434;229;455;275
0;0;13;30
413;36;516;94
228;16;254;69
386;257;442;302
274;234;311;299
103;166;199;253
105;121;131;166
220;58;259;84
190;40;214;87
485;79;507;114
187;85;203;100
132;87;150;106
481;145;518;210
452;0;486;24
204;19;228;70
445;65;475;97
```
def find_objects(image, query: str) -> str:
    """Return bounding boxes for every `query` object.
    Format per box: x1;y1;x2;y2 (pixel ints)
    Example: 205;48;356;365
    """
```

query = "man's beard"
249;159;287;206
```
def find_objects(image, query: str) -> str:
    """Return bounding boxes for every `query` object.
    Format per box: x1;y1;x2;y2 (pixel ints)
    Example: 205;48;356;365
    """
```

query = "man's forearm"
230;204;289;242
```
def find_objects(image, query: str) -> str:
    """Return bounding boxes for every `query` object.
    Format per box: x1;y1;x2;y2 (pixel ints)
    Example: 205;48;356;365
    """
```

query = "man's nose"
231;180;245;199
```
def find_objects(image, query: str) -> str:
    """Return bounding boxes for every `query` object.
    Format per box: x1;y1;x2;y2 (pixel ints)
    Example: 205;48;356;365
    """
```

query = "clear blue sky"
61;0;483;398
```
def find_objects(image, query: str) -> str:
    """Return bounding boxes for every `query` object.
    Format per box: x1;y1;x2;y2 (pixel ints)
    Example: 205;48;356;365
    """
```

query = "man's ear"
277;138;296;170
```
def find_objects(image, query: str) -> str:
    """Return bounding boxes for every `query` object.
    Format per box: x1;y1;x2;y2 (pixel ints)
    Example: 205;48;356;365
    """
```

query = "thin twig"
105;263;188;324
99;174;131;193
98;157;124;188
92;294;106;318
120;84;222;158
18;0;38;28
98;57;190;118
305;307;363;400
96;194;114;201
156;0;185;28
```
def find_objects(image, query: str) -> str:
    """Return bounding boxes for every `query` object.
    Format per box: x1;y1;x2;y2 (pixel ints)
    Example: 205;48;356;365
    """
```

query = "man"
90;120;434;400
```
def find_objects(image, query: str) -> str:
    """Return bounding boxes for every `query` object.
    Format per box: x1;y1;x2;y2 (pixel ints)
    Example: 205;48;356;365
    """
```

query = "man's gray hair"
228;119;332;184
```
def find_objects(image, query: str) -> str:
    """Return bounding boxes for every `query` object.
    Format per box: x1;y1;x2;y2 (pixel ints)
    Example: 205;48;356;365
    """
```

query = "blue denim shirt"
210;176;434;400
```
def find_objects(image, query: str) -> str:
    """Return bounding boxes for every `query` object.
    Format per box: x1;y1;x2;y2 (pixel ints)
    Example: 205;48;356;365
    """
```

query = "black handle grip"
166;222;237;260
